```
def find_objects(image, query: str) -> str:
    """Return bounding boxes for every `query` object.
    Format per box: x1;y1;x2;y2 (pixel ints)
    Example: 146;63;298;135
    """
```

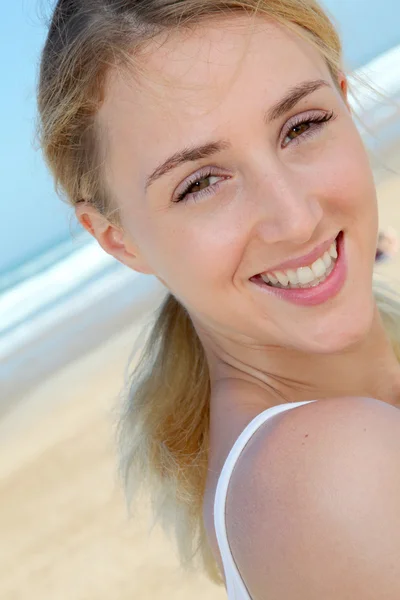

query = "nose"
250;166;324;246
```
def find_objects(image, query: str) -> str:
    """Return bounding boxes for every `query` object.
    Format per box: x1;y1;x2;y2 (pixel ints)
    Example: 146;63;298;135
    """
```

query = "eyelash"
175;167;226;203
281;109;335;147
174;109;336;204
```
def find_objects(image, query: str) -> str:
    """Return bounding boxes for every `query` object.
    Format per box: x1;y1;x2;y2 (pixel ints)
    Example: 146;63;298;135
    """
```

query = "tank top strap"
213;400;317;599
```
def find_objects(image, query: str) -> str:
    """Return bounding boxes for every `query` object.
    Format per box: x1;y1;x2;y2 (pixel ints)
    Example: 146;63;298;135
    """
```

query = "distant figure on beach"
38;1;400;598
376;227;399;263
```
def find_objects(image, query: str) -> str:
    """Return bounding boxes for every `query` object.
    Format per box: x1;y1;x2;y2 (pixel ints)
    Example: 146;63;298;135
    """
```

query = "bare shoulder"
226;396;400;600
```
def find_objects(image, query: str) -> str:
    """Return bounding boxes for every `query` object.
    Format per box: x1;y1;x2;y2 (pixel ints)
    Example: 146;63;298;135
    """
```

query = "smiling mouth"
252;232;341;290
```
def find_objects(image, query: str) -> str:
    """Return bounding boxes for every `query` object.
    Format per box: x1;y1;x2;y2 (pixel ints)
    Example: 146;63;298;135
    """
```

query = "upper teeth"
260;240;338;288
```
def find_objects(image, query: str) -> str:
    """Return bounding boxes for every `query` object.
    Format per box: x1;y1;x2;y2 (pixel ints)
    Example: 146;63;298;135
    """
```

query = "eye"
174;168;229;203
282;110;335;148
285;122;311;142
185;175;220;195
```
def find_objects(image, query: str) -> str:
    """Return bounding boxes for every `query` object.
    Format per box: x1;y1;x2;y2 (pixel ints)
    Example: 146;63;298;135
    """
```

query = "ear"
75;202;155;275
337;71;351;112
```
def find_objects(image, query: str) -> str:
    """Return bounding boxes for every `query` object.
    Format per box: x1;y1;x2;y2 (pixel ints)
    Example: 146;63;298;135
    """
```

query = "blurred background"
1;1;400;598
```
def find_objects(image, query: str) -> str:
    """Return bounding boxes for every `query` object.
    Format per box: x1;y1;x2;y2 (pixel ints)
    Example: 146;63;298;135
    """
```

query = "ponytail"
117;293;222;583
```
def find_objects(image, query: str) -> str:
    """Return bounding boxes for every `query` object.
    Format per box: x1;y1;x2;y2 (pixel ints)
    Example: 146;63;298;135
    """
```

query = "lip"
256;233;338;277
251;231;346;307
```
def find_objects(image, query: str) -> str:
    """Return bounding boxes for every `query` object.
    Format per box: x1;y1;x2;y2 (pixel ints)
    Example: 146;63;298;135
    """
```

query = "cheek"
169;217;242;284
140;207;246;297
310;127;377;219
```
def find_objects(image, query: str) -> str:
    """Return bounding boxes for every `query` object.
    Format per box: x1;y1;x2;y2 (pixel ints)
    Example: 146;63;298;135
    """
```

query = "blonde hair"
37;0;400;585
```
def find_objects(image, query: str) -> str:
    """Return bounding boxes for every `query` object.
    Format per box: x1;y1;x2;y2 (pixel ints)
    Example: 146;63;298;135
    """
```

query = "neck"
199;304;400;407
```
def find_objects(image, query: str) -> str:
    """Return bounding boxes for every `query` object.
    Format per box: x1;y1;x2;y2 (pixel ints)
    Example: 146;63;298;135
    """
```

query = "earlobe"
107;227;155;274
74;201;154;275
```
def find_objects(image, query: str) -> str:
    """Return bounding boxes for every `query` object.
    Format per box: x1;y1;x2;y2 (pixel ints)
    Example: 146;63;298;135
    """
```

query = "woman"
38;1;400;598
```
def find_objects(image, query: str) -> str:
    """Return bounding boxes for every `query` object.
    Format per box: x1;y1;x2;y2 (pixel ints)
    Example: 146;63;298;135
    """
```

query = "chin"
301;301;375;355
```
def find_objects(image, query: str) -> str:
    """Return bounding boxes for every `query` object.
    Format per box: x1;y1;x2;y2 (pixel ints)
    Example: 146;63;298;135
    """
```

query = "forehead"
98;15;330;190
101;15;329;113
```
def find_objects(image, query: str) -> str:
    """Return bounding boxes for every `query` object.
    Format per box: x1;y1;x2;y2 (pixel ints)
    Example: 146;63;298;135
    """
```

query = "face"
95;16;378;354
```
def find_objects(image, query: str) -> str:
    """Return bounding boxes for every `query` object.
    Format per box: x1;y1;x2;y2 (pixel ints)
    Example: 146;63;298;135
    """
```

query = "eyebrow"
145;78;329;190
265;78;329;121
145;140;230;190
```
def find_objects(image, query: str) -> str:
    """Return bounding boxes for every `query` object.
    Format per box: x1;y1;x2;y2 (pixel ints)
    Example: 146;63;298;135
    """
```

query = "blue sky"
2;0;400;276
1;1;75;277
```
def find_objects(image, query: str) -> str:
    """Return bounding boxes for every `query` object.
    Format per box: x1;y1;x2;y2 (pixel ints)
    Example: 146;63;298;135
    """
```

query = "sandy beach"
1;158;400;599
0;323;225;600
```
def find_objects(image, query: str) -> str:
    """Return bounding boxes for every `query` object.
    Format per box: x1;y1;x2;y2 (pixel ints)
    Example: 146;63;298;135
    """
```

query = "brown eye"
282;111;335;148
186;177;213;194
286;122;310;141
175;173;225;203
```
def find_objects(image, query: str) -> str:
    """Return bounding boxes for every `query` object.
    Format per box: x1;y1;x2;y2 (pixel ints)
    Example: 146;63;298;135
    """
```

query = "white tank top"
213;400;316;599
